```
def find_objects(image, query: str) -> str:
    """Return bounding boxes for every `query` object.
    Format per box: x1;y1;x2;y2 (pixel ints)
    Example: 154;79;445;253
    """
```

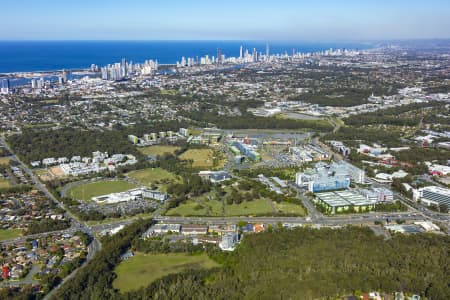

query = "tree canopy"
54;224;449;300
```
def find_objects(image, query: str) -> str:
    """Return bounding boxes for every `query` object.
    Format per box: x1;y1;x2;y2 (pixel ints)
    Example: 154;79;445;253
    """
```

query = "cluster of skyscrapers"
101;58;158;80
12;45;362;87
101;58;129;81
1;45;364;89
177;44;272;68
31;77;45;90
27;70;68;91
94;44;360;81
175;44;361;68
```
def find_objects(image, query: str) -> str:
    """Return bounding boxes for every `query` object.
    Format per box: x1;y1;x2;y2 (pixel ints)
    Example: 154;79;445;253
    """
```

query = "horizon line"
1;38;449;43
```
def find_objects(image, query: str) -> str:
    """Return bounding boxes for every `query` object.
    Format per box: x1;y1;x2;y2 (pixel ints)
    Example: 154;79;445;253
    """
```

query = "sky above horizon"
2;0;450;41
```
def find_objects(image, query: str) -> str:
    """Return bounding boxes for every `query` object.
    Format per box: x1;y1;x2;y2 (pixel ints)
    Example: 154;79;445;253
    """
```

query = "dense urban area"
0;41;449;300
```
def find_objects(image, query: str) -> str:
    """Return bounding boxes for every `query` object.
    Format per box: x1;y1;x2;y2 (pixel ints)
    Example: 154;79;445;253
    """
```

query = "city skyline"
2;0;450;41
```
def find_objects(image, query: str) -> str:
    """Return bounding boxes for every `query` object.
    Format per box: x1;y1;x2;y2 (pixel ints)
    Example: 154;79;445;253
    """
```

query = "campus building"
328;140;351;156
290;144;330;162
128;135;139;144
143;224;181;237
92;188;168;204
179;128;190;137
333;161;365;184
296;165;350;193
314;190;376;214
181;224;208;235
198;171;231;183
295;161;365;192
130;130;185;146
416;186;450;211
358;187;394;203
189;133;221;145
231;141;261;162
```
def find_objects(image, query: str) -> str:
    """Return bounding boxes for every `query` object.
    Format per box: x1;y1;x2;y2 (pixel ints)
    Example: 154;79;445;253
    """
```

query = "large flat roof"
421;186;450;197
316;192;349;207
316;190;375;207
335;191;374;206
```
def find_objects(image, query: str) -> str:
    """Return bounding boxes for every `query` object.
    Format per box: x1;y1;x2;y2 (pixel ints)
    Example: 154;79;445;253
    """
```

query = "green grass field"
179;148;216;168
225;199;274;216
166;198;274;217
166;199;223;217
127;168;178;191
138;145;180;157
35;169;52;179
67;180;137;201
274;201;307;216
0;157;11;165
113;253;219;292
0;178;10;189
35;169;49;176
0;229;23;241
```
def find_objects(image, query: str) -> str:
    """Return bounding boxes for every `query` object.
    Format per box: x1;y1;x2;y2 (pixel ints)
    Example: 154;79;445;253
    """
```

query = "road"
313;136;343;161
0;135;103;295
0;137;80;226
0;265;40;288
151;178;449;230
0;137;102;233
43;234;102;300
1;132;449;298
289;182;322;221
366;177;450;226
152;211;430;226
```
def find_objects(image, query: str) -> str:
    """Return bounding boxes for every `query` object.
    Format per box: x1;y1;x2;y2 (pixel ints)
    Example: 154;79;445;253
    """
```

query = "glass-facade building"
419;186;450;210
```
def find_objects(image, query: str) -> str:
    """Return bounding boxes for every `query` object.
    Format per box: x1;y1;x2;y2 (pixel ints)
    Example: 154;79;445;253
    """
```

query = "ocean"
0;40;373;74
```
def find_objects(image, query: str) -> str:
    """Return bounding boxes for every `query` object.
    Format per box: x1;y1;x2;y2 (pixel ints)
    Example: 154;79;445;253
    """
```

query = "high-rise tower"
217;48;222;64
121;58;127;78
1;79;10;94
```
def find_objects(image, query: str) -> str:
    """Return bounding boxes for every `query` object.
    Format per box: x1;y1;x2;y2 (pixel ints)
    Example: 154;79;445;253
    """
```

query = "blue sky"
2;0;450;40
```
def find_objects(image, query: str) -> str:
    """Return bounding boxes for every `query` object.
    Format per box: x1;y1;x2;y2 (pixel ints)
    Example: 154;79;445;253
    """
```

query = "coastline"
0;40;374;75
0;64;177;77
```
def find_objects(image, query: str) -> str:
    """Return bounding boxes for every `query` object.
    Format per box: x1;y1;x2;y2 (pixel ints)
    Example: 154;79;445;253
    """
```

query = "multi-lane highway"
1;133;448;297
152;212;432;226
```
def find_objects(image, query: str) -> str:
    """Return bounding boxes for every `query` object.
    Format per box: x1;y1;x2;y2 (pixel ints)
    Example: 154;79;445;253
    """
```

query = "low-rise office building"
198;170;231;183
181;224;208;235
231;141;261;162
358;187;394;203
92;187;168;203
415;186;450;211
314;191;376;214
142;223;181;238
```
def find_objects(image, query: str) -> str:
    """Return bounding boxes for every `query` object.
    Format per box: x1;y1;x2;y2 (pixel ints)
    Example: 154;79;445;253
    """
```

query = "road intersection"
1;134;448;295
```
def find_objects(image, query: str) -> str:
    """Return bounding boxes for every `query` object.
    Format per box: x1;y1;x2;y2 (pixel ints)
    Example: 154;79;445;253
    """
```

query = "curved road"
1;133;448;298
0;136;103;297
